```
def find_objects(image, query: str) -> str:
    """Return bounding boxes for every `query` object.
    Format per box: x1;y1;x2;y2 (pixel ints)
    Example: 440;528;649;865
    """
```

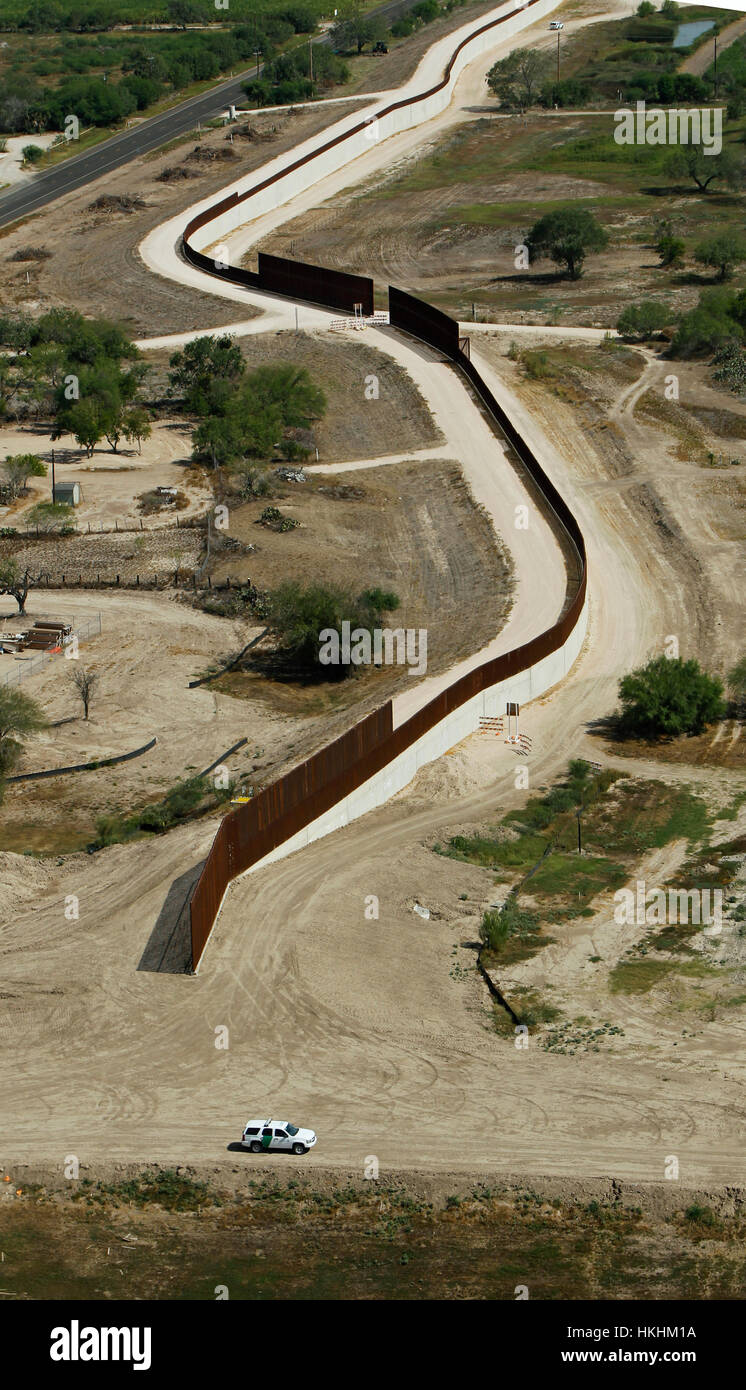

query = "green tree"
266;581;400;678
190;363;325;468
330;0;383;54
1;452;46;498
34;309;139;366
248;363;326;428
192;390;282;468
527;207;609;280
168;334;244;415
0;686;47;794
665;143;742;194
53;362;144;454
53;396;102;457
617;302;670;339
695;232;746;282
617;655;726;739
657;233;685;268
487;47;550;108
167;0;205;27
122;405;152;454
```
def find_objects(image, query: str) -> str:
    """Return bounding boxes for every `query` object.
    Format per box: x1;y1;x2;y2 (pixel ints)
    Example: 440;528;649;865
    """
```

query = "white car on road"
241;1118;318;1155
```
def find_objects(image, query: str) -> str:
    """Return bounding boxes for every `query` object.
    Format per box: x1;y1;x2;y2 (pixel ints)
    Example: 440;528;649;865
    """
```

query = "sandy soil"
0;419;210;528
6;0;746;1190
0;105;365;335
0;449;514;848
0;135;59;188
2;329;743;1180
0;591;254;848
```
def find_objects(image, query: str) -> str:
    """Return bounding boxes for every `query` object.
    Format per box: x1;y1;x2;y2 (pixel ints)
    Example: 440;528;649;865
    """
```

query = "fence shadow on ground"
137;860;205;975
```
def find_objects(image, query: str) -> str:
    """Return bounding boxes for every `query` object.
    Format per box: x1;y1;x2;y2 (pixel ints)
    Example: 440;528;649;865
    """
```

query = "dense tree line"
2;1;322;34
243;45;349;108
167;335;326;470
0;13;321;132
0;308;151;457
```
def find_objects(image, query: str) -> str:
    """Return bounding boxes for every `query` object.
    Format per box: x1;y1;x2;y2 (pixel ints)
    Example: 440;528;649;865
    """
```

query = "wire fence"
0;613;102;688
2;515;206;541
28;572;251;592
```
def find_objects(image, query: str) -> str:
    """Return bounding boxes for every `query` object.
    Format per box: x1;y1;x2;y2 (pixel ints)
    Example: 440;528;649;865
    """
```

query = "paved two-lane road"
0;0;416;230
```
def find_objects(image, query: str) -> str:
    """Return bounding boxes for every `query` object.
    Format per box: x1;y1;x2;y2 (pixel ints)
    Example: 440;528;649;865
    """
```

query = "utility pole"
309;40;314;85
557;30;561;85
51;448;56;504
714;34;719;100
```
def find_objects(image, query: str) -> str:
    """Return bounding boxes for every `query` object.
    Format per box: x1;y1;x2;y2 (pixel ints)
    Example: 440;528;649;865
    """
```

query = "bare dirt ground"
2;327;744;1183
0;420;209;529
0;592;251;852
9;0;746;1196
0;448;514;851
0;104;365;335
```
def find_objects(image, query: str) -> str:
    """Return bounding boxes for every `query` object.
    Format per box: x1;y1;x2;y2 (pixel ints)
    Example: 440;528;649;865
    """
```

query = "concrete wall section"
235;594;588;882
188;0;559;254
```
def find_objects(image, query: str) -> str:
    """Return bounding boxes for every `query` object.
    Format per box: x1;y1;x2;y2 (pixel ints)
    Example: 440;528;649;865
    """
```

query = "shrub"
617;301;670;339
258;505;299;532
480;907;511;952
265;580;400;678
617;656;726;739
657;233;685;268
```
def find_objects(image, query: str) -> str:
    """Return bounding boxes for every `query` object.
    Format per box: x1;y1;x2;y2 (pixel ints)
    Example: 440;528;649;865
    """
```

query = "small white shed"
53;481;81;506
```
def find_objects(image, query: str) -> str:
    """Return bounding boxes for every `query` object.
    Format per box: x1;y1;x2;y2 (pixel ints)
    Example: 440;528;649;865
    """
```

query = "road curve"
0;0;424;231
6;0;734;1187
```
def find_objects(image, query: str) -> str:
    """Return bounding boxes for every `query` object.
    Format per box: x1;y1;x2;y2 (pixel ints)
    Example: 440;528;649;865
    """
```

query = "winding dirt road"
6;0;744;1188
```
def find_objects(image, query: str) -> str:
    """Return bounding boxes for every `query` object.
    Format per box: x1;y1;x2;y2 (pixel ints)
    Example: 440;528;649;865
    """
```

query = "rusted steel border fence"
181;0;549;305
183;0;587;970
187;273;587;968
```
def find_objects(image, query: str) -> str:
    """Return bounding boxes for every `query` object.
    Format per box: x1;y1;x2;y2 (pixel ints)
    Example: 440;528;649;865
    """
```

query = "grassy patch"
609;958;675;994
529;851;627;901
9;1176;746;1299
581;782;712;856
72;1169;219;1214
609;956;718;995
91;773;233;850
491;988;560;1036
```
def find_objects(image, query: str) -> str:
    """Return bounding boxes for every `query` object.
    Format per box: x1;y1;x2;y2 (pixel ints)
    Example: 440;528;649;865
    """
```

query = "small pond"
672;19;715;50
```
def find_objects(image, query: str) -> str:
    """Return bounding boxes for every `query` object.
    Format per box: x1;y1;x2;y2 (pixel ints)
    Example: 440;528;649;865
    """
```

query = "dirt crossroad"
7;0;744;1187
